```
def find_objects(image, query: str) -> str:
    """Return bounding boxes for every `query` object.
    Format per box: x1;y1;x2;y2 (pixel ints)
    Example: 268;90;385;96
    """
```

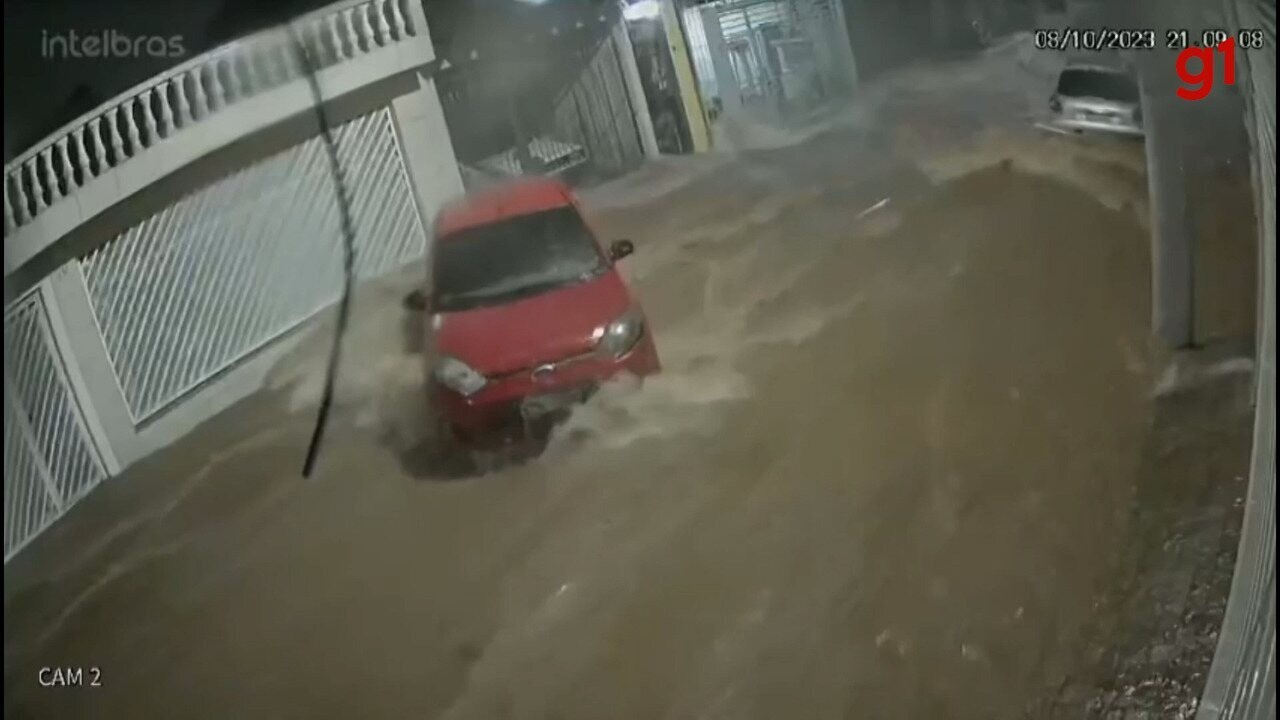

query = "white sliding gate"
79;107;427;423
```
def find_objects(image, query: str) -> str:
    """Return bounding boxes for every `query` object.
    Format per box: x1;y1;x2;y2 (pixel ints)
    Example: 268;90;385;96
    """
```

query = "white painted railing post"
140;92;160;145
343;8;359;54
3;184;15;233
358;6;376;48
375;0;392;43
328;14;345;61
28;158;48;211
205;65;225;111
389;0;408;38
240;52;260;94
253;46;275;87
175;77;194;125
270;42;290;79
55;139;75;191
13;168;32;222
106;108;125;165
88;117;108;170
41;150;62;203
158;83;177;136
124;99;143;155
72;127;93;180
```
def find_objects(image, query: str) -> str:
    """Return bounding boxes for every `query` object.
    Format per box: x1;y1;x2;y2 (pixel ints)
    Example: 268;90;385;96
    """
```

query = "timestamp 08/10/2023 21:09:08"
1033;27;1267;53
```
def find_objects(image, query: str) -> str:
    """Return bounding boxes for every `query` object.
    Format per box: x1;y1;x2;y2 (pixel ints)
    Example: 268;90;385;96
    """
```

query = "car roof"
435;177;573;238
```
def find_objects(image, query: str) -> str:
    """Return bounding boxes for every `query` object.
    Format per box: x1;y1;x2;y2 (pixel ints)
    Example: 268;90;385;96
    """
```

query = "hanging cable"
287;24;358;479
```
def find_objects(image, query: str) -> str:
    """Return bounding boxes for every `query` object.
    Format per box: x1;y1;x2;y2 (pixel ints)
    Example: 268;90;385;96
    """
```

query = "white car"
1049;63;1144;138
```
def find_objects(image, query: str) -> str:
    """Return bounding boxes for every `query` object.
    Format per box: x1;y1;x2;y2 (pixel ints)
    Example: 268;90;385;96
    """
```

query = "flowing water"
4;43;1161;720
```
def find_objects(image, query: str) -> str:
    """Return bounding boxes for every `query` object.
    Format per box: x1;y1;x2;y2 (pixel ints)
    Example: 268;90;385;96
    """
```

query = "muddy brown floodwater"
4;49;1164;720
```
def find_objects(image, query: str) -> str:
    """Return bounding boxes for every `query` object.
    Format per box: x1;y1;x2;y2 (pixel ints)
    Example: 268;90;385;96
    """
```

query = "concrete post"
829;2;859;89
794;0;836;98
612;18;662;159
700;6;742;113
391;0;464;219
1140;60;1197;348
389;69;465;230
660;0;712;152
40;263;134;473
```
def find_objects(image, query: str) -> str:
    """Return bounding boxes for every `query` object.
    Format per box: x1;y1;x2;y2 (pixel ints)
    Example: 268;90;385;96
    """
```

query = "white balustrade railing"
2;0;420;238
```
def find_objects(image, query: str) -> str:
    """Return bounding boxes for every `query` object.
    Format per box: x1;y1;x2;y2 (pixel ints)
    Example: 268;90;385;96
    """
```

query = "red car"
406;178;660;453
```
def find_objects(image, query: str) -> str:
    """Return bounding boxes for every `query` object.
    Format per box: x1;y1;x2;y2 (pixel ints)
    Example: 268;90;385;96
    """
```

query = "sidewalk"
1041;354;1255;719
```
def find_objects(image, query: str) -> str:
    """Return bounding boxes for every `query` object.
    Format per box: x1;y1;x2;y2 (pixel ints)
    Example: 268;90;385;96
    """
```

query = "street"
3;39;1239;720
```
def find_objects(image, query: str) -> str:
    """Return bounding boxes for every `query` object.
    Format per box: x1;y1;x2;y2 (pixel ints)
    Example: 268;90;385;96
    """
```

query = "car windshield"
1056;69;1138;102
433;206;606;312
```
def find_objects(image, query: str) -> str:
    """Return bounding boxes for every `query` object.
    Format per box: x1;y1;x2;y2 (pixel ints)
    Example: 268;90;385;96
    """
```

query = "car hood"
434;270;632;376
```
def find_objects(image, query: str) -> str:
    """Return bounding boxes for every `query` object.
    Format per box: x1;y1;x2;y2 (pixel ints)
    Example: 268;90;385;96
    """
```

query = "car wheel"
429;418;481;478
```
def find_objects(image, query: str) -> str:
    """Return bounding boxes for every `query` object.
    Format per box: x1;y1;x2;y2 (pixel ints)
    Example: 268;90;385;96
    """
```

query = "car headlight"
433;356;487;396
596;308;644;358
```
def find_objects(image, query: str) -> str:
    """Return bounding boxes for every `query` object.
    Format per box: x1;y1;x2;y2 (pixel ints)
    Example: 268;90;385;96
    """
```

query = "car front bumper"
1049;115;1145;137
434;331;661;447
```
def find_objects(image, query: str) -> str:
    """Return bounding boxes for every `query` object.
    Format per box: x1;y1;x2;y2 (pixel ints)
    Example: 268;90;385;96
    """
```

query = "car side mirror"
609;239;635;262
403;289;430;312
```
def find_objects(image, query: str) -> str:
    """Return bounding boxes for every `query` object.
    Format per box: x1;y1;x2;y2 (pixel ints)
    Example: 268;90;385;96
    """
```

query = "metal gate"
695;0;791;101
683;0;853;108
79;107;428;422
553;29;646;178
4;290;107;560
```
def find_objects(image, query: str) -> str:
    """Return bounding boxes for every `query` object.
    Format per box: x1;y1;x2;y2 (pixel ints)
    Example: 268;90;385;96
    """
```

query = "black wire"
289;26;358;478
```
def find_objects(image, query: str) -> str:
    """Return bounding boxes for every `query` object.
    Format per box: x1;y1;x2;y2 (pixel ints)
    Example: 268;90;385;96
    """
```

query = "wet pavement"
1;39;1254;720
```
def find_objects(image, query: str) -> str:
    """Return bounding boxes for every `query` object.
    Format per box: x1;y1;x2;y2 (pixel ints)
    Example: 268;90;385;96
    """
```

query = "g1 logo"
1176;36;1236;101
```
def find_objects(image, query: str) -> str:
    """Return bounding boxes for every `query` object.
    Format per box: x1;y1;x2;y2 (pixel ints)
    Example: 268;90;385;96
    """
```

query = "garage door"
78;107;428;422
